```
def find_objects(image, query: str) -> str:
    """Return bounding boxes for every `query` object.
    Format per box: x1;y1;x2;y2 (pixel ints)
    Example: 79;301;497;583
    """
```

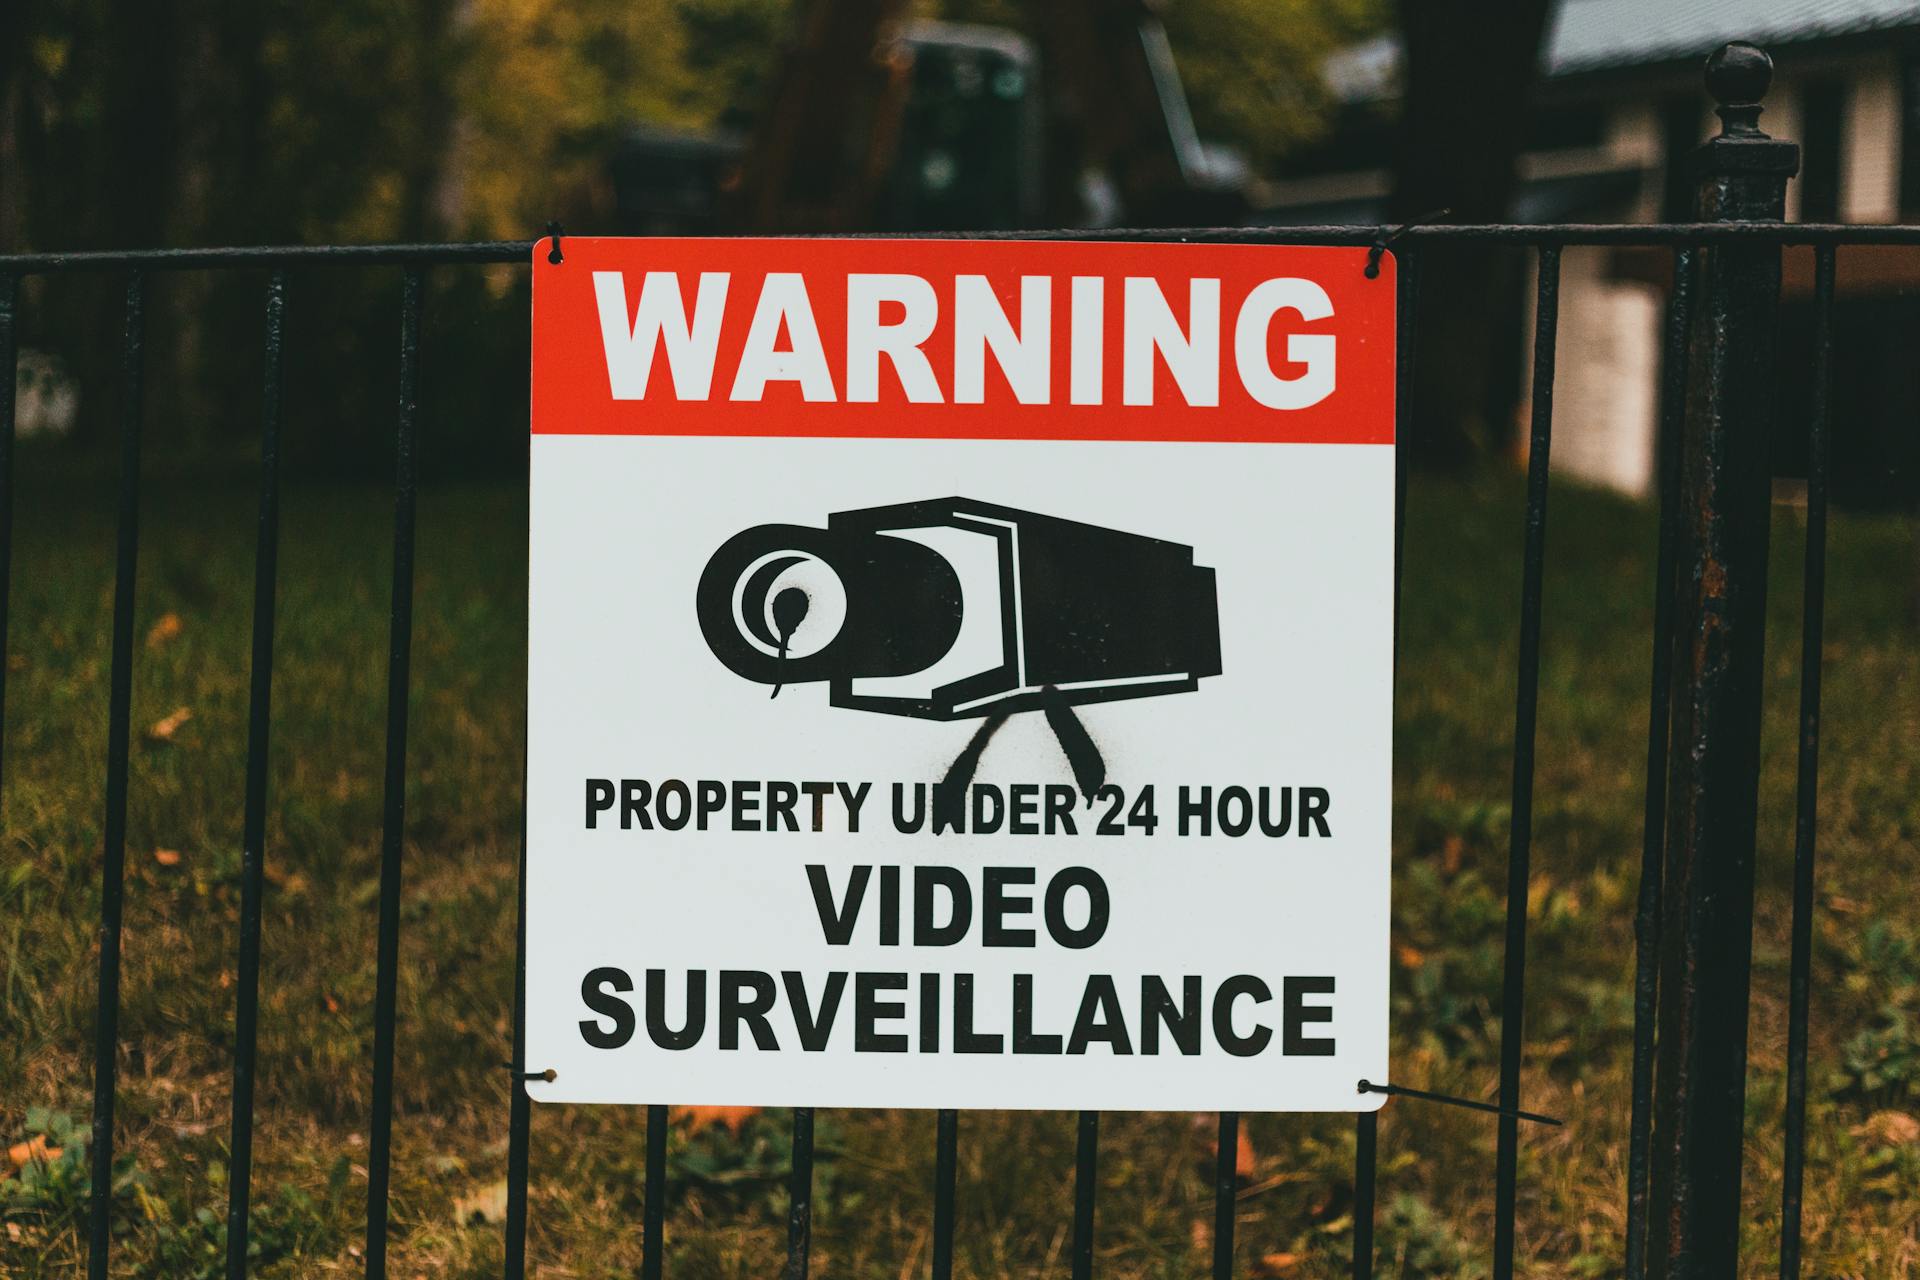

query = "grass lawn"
3;464;1918;1278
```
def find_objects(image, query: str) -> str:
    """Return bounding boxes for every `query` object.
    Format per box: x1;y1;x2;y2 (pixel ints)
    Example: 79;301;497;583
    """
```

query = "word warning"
527;236;1395;1111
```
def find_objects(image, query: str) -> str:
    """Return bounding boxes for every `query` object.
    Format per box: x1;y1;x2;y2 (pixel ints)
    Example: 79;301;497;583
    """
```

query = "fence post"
1647;42;1798;1280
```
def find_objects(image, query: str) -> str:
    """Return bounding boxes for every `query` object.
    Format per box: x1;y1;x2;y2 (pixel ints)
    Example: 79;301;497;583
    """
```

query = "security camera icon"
696;498;1221;720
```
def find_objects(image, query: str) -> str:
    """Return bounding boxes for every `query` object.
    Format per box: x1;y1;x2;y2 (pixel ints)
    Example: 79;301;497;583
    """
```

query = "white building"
1262;0;1920;500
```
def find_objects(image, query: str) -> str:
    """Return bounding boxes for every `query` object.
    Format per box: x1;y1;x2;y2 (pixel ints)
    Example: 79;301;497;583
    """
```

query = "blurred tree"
457;0;764;238
1390;0;1555;463
1159;0;1384;168
0;0;798;464
726;0;910;232
0;0;1385;463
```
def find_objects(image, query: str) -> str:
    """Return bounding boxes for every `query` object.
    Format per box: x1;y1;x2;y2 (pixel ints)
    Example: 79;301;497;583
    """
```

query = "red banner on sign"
531;237;1394;445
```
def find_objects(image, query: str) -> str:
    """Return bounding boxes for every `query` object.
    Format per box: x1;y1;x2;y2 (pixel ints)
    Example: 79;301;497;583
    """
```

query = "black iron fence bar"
1350;1114;1376;1280
1390;254;1421;663
1212;1110;1238;1278
0;272;15;797
786;1107;815;1280
642;1104;668;1280
834;222;1920;246
224;268;288;1280
1354;241;1424;1280
0;244;539;273
365;267;423;1279
1351;1111;1377;1280
88;271;145;1280
1071;1110;1098;1279
504;754;532;1280
1625;245;1695;1280
1492;245;1562;1280
830;222;1920;246
16;222;1920;276
932;1109;959;1279
1779;242;1835;1280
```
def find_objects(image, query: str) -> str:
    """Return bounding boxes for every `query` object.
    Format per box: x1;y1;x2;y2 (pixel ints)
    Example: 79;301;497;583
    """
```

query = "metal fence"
0;38;1906;1280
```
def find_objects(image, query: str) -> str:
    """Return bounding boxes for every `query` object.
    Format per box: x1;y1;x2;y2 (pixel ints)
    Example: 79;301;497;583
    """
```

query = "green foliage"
2;1108;348;1278
1391;862;1504;1059
1835;1002;1920;1101
1854;1133;1920;1202
2;1108;147;1278
669;1110;842;1220
138;1162;349;1280
2;1108;96;1224
1830;921;1920;1103
1376;1193;1473;1279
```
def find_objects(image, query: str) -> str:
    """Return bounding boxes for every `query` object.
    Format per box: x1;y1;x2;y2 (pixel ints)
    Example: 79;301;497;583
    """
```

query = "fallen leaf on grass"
1527;873;1554;918
263;864;311;896
146;706;193;743
1184;1114;1255;1177
153;848;183;868
1251;1254;1301;1277
1304;1180;1351;1223
453;1179;509;1226
7;1134;59;1173
1855;1110;1920;1146
671;1105;761;1134
145;613;184;649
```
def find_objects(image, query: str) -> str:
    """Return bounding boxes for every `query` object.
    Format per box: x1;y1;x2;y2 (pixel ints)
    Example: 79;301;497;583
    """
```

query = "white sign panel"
526;237;1396;1111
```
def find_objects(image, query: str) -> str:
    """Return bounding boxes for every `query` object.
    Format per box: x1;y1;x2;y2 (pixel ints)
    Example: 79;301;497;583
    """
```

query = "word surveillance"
592;269;1338;409
577;966;1338;1060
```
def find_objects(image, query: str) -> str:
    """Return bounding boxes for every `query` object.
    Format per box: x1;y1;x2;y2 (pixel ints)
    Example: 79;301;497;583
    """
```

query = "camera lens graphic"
729;550;848;661
696;522;966;689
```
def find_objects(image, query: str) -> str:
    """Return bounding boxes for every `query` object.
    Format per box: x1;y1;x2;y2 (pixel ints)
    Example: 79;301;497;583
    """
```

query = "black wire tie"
546;221;564;265
1357;1079;1561;1126
1365;208;1449;278
505;1063;558;1082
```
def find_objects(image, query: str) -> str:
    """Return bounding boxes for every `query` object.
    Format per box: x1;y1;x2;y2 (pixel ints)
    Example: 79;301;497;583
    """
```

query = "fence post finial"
1705;41;1773;138
1691;42;1799;208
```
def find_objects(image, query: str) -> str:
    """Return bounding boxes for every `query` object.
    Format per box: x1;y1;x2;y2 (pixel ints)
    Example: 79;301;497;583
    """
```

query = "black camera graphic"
696;498;1221;720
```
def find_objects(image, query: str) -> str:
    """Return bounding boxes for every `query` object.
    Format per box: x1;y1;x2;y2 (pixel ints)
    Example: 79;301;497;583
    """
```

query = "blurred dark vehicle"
614;15;1248;236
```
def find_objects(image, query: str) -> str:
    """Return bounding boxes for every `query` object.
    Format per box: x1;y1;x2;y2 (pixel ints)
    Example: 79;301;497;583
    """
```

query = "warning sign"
526;237;1395;1111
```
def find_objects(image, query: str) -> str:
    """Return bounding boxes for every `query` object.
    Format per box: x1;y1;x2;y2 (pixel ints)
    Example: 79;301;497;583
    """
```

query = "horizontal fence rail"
0;208;1896;1278
8;218;1920;275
